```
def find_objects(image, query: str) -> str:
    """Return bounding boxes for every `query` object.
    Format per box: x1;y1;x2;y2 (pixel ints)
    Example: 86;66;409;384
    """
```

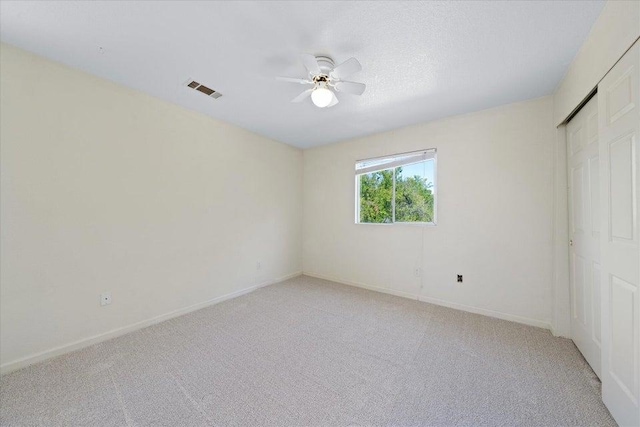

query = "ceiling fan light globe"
311;87;333;108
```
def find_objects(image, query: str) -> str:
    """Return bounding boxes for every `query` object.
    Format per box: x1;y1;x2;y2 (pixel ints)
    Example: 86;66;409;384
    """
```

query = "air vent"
184;79;222;99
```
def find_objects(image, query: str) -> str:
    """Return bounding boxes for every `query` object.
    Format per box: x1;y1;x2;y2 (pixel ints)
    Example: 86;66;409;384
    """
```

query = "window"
355;149;436;224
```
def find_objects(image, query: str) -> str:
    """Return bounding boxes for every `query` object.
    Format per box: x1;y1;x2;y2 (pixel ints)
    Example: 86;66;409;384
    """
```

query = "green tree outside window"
358;163;434;223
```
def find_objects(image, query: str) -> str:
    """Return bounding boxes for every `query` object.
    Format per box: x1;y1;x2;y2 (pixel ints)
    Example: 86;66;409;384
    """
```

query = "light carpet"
0;275;616;426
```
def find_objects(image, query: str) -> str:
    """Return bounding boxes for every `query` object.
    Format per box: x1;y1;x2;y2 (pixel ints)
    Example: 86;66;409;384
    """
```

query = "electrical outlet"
457;275;463;283
414;268;421;277
256;261;262;270
100;292;112;306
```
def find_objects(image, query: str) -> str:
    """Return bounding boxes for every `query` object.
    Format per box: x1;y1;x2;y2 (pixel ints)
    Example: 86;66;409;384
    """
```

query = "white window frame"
355;149;437;226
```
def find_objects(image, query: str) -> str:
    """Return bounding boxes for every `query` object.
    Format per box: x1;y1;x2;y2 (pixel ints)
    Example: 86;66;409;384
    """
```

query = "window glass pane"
355;150;436;225
394;160;435;222
359;169;394;223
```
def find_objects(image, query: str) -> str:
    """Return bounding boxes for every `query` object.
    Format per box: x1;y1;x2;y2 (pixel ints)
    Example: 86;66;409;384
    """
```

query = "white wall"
303;96;555;328
0;43;302;372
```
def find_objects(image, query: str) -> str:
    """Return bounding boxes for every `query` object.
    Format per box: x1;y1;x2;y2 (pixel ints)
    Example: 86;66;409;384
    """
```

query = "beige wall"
554;0;640;126
0;43;303;371
303;96;555;327
4;0;637;372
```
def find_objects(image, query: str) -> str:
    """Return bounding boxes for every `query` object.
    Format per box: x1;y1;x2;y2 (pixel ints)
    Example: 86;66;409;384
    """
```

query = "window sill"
355;222;437;227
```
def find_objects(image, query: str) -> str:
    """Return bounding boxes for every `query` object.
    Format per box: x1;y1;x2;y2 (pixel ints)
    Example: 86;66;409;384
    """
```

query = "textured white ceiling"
0;1;604;148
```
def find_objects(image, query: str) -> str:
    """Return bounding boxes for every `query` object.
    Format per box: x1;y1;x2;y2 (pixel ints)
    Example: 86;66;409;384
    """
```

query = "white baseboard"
303;271;552;331
549;321;572;338
417;295;552;330
0;271;302;376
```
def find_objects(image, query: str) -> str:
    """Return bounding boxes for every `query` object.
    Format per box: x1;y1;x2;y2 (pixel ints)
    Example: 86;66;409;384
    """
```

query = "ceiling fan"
277;54;366;108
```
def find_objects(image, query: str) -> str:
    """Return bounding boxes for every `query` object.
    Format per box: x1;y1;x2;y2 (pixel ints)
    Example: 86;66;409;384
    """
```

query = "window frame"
355;149;437;226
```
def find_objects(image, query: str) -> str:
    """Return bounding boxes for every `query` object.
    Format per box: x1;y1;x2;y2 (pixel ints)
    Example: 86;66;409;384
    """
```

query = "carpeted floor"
0;275;616;426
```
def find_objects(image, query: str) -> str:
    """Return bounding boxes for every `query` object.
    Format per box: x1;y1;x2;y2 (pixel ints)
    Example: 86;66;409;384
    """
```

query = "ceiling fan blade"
291;88;314;103
276;76;313;85
327;91;339;108
330;57;362;79
334;81;366;95
300;53;321;76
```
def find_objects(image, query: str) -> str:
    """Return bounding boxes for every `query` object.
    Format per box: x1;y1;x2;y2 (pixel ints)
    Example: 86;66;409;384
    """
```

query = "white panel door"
598;40;640;427
567;95;602;378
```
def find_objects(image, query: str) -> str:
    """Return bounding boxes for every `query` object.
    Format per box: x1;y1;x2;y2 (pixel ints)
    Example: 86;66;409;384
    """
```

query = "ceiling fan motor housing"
314;56;335;74
313;75;329;86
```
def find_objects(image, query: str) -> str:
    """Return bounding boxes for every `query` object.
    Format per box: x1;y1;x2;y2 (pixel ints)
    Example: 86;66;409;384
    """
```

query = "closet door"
598;40;640;427
567;95;601;378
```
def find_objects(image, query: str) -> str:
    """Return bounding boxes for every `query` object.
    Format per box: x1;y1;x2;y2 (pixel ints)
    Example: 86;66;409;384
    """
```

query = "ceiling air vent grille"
185;79;222;99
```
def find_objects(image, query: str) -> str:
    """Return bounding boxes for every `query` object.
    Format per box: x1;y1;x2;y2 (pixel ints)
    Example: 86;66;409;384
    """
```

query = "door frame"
552;123;572;338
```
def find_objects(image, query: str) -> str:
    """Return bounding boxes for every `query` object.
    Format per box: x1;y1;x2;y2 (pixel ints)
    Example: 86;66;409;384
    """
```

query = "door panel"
610;275;637;401
609;134;635;241
571;124;585;155
598;40;640;427
593;262;602;345
607;67;636;125
568;94;601;378
590;155;600;236
574;254;587;325
572;165;585;232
